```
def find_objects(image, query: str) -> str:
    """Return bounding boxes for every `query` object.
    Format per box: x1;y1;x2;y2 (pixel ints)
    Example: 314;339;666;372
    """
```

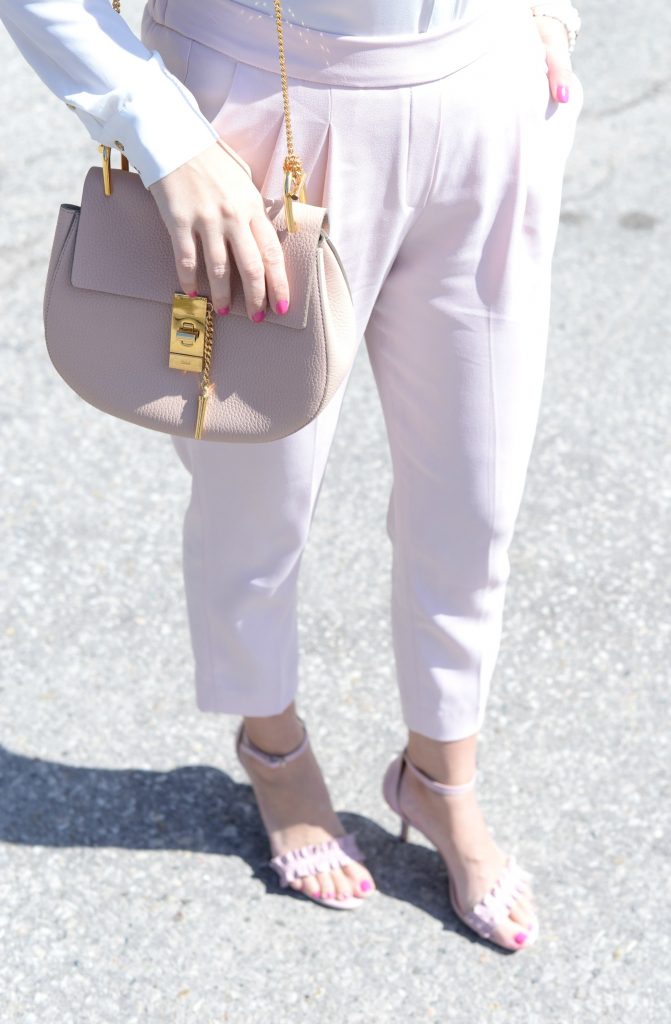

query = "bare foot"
398;766;537;948
237;716;375;904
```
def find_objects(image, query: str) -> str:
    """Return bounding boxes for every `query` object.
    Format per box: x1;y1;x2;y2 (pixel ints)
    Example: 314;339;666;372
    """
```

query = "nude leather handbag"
42;0;356;443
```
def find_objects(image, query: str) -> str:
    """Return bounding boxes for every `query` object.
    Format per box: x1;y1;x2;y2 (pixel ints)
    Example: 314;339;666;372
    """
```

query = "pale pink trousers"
141;0;583;741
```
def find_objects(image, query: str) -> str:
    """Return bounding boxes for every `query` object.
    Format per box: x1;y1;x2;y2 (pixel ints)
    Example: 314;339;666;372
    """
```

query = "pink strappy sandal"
382;748;539;949
235;720;368;910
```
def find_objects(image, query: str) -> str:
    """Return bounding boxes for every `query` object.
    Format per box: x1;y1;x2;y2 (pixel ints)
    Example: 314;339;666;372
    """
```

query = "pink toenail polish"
557;84;570;103
359;880;372;893
276;298;289;315
514;931;528;945
187;290;198;298
217;305;231;316
252;309;266;323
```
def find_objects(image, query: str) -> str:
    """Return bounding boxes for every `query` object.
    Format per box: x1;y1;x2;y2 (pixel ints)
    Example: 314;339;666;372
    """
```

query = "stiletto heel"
381;747;539;950
235;719;368;911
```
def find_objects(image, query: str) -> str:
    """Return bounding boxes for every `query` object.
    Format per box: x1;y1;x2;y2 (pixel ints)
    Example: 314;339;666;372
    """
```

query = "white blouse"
0;1;485;190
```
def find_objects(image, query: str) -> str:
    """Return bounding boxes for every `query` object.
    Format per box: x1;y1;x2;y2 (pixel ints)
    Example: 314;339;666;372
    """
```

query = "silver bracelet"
531;2;582;55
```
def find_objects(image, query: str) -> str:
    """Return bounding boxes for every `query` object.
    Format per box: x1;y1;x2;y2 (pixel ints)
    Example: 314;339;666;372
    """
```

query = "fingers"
535;15;574;104
172;213;290;323
171;222;200;299
198;223;232;315
226;220;270;322
249;209;291;317
546;47;574;103
150;138;290;322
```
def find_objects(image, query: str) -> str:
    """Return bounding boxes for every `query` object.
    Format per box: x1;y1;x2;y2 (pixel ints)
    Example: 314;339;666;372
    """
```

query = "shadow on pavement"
0;743;509;952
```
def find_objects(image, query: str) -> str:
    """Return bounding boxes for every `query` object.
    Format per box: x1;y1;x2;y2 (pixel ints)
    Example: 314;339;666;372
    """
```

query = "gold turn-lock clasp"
283;168;307;234
169;293;208;372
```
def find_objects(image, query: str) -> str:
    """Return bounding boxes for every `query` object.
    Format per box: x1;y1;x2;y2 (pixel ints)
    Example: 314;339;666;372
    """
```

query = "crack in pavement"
580;76;670;119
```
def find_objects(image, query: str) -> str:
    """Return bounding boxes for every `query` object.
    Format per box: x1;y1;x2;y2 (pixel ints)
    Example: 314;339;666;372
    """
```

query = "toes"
343;862;376;898
302;875;322;899
491;918;534;951
315;870;336;900
296;865;375;903
514;892;536;916
508;926;533;950
508;894;537;932
279;861;375;903
293;869;363;903
332;869;354;902
494;901;538;950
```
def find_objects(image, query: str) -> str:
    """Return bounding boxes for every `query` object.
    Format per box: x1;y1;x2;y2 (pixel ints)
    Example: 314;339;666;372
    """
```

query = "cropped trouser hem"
402;704;488;745
193;686;296;719
194;691;487;744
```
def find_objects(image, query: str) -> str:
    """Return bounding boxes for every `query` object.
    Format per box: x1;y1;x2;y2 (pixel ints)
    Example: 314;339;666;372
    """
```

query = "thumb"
545;46;574;103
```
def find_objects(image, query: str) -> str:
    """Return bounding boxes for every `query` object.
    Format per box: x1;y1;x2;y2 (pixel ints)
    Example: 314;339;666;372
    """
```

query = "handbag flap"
70;166;328;330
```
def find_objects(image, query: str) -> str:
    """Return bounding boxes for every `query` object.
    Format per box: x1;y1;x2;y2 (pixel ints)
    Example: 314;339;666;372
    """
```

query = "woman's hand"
533;13;574;104
149;139;290;322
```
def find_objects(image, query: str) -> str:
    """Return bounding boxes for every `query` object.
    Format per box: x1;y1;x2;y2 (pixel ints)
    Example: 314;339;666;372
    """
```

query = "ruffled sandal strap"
459;856;533;939
269;833;366;887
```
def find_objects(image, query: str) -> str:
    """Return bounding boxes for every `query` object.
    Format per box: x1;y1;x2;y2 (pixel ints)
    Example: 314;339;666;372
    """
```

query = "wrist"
531;2;582;54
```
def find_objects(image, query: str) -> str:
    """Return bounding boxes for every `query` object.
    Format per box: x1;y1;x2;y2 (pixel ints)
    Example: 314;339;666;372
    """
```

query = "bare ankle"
242;702;305;755
406;730;478;787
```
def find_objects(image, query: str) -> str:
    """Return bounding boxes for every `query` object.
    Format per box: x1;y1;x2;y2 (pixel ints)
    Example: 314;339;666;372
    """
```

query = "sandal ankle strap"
402;748;476;795
237;717;309;768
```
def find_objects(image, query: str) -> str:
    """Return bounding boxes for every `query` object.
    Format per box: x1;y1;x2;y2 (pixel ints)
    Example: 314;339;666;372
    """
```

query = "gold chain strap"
272;0;304;186
194;302;215;439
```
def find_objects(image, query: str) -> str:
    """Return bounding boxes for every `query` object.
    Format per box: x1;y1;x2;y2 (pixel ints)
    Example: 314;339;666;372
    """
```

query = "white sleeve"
0;0;220;188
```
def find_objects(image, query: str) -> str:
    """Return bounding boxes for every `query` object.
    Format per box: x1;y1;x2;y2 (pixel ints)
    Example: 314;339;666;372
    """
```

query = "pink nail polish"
217;305;231;316
276;298;289;315
557;84;569;103
252;309;266;323
359;880;372;893
514;931;528;945
187;290;198;298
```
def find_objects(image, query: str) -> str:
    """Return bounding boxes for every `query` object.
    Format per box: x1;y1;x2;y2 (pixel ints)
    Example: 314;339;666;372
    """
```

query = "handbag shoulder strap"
109;1;305;202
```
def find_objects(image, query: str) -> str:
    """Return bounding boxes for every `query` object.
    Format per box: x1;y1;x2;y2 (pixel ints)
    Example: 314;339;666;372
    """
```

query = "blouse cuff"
68;52;219;189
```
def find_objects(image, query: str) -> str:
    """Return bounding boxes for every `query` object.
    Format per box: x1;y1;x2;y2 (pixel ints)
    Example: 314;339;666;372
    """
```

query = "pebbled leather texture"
43;163;357;442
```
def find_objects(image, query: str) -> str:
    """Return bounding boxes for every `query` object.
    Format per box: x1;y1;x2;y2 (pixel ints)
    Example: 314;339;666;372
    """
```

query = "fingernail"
276;298;289;315
217;305;231;316
252;309;266;323
187;290;198;298
514;931;528;945
359;880;372;893
556;84;569;103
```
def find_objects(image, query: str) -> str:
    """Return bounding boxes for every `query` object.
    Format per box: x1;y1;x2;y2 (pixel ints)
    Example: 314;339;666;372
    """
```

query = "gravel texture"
1;2;669;1022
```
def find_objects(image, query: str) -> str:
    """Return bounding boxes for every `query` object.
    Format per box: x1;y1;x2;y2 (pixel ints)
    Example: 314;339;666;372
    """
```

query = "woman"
0;0;583;950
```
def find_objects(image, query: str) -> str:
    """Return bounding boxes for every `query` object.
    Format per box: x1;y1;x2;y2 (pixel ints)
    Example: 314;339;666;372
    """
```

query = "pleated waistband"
147;0;535;87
